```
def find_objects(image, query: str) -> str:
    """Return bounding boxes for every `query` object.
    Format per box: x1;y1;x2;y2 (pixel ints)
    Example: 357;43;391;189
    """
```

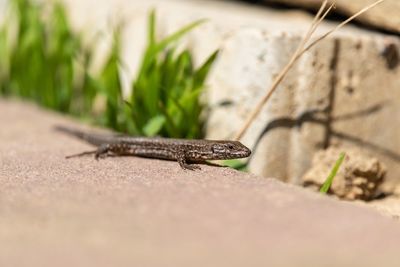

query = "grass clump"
128;10;218;138
0;0;80;112
0;0;218;140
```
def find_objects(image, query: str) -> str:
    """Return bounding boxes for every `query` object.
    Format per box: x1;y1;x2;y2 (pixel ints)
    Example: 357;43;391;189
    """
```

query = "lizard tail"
54;125;111;146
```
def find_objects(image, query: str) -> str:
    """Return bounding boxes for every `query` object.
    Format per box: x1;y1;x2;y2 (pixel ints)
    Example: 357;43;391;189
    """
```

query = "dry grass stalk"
234;0;386;141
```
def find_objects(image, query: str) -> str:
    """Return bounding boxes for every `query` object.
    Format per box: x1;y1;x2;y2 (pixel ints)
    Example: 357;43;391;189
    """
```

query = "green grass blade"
143;114;166;136
148;9;156;47
320;152;346;194
220;159;248;171
155;19;206;53
194;49;219;86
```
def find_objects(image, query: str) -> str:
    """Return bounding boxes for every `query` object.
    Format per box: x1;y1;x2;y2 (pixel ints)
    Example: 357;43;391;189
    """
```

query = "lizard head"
209;141;251;160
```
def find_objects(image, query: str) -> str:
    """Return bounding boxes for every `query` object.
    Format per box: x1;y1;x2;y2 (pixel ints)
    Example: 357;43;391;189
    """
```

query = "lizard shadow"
72;153;227;169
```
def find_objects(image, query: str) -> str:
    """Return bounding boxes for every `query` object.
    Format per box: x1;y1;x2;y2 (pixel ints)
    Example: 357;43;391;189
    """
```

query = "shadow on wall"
251;101;400;163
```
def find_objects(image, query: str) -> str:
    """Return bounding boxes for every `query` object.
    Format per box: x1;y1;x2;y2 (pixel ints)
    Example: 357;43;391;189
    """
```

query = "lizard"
55;126;251;170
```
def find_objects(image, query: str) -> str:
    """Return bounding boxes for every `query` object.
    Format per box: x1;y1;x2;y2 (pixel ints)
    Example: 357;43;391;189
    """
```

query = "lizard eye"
228;144;234;150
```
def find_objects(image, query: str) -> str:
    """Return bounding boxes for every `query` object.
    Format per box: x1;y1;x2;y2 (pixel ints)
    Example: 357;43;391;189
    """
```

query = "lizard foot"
94;144;111;160
182;164;201;171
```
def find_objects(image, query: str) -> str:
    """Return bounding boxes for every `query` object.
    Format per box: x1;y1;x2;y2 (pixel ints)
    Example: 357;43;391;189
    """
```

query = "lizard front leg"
94;144;112;160
176;149;201;170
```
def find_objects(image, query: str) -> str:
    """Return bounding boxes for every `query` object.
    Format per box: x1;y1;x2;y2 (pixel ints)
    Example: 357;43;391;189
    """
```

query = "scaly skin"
55;126;251;170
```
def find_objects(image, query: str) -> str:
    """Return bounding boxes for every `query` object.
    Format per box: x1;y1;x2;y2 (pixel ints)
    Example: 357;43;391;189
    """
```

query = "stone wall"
266;0;400;33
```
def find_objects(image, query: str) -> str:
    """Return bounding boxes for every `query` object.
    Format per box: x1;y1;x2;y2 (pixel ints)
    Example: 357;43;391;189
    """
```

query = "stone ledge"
267;0;400;33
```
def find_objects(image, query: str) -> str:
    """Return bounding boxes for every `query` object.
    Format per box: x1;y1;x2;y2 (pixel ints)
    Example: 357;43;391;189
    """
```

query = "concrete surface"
1;99;400;266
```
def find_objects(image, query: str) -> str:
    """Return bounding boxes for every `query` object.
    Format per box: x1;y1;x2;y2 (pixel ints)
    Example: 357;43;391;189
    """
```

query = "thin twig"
233;0;332;140
302;0;386;54
234;0;386;141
